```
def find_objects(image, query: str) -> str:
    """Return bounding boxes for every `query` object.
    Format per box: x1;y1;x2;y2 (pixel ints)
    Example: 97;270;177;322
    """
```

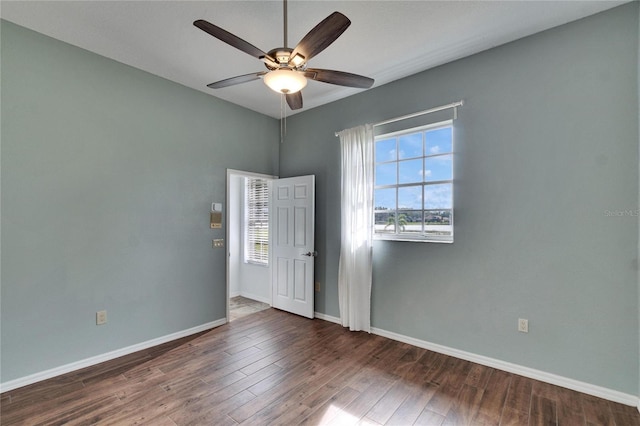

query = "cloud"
398;186;422;209
425;183;452;209
429;145;441;154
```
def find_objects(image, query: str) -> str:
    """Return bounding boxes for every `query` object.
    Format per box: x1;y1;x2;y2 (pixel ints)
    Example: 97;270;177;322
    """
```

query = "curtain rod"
335;100;464;137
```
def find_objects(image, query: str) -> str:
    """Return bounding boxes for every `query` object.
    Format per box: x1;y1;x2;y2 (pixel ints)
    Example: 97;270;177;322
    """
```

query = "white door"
271;175;315;318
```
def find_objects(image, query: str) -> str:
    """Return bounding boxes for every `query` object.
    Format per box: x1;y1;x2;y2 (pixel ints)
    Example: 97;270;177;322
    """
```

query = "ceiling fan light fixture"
263;69;307;94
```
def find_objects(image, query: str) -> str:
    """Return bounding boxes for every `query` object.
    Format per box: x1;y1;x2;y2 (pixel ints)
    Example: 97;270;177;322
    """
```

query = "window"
245;177;269;264
374;120;454;242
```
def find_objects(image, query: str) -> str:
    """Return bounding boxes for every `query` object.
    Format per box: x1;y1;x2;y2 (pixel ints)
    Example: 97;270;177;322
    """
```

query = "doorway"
226;169;276;322
226;169;317;322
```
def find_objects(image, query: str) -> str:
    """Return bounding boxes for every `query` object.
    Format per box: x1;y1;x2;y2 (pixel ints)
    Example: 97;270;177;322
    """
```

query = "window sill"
374;235;453;243
245;261;269;267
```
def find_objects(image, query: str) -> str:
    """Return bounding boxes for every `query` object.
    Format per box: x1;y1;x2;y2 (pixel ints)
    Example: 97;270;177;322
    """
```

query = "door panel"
294;207;306;246
276;258;289;297
271;175;315;318
294;260;306;301
277;207;289;245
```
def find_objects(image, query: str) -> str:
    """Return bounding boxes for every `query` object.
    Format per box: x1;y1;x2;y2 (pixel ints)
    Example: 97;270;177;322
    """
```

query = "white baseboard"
314;312;341;324
0;318;226;393
239;291;271;305
312;313;638;407
370;327;638;407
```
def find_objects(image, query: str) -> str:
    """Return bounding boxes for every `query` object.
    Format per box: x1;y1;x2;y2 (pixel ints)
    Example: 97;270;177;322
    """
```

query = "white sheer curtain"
337;124;374;332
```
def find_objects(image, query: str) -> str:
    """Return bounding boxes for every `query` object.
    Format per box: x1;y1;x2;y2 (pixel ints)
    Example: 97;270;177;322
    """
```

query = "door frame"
225;169;278;323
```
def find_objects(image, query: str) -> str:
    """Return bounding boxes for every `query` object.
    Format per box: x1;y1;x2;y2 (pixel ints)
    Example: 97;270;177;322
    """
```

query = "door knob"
303;251;318;257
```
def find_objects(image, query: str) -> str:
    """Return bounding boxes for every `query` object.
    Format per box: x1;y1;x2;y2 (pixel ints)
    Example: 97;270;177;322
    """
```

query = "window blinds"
245;177;269;265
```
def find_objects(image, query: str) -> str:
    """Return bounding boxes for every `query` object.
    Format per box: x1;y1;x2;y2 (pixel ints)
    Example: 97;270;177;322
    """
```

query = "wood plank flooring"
2;308;639;425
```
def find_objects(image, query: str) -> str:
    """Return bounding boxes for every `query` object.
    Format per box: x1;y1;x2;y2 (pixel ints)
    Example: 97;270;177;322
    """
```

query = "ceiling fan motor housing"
265;48;306;70
275;49;293;64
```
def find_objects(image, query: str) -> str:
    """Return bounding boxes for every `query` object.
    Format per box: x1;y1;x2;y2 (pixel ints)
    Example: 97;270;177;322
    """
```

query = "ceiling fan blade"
207;72;267;89
194;19;267;59
290;12;350;64
285;92;303;110
305;68;374;89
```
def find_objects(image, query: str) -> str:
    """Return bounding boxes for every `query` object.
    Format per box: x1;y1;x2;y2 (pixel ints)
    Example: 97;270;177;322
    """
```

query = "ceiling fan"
194;0;374;111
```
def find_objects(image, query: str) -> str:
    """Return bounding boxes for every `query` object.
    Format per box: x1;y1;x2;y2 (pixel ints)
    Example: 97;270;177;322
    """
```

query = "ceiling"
1;1;628;119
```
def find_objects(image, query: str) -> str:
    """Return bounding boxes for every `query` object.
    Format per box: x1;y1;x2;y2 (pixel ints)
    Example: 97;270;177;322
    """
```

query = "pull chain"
280;93;287;144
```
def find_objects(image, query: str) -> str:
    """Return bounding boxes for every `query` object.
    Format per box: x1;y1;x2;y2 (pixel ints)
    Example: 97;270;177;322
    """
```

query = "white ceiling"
1;1;627;118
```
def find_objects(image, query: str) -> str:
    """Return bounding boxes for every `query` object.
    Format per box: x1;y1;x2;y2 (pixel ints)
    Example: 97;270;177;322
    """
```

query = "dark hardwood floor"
1;308;639;425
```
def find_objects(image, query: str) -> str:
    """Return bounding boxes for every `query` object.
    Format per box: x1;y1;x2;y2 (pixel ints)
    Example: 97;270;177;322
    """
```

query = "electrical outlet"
213;239;224;248
518;318;528;333
96;310;107;325
314;282;320;292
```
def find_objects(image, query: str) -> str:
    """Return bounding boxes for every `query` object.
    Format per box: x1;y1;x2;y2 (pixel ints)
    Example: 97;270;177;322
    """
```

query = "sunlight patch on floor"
317;404;381;425
318;404;360;425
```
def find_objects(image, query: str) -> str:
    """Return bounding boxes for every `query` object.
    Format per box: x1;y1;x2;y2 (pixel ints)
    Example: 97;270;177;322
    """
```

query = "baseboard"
239;291;271;305
312;312;638;407
314;312;341;324
370;326;639;407
0;318;226;393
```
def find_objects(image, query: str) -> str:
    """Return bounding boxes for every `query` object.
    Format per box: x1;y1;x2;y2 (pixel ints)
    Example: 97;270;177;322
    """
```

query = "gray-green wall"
0;20;279;382
280;3;639;395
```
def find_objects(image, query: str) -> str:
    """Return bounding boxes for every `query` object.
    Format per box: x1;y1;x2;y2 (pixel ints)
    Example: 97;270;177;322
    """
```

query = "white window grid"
374;120;454;243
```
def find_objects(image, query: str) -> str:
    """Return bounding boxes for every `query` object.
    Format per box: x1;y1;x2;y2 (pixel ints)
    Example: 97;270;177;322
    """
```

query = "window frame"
374;120;454;243
244;177;270;265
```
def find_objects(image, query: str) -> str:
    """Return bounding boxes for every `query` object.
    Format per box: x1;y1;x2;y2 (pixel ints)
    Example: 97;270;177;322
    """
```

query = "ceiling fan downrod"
283;0;288;49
